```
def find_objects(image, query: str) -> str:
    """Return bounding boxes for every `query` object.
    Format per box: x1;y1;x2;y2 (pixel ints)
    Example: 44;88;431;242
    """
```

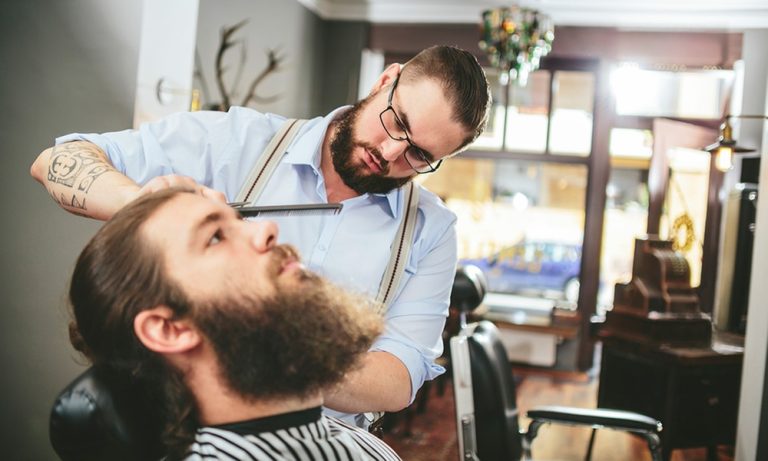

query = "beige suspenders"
235;118;307;204
236;118;420;314
374;181;419;314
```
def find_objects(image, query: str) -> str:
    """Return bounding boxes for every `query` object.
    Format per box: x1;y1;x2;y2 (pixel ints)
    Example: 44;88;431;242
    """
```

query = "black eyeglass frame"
378;75;443;174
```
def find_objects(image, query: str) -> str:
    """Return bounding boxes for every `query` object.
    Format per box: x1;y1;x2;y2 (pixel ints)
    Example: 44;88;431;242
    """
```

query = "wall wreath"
671;213;696;252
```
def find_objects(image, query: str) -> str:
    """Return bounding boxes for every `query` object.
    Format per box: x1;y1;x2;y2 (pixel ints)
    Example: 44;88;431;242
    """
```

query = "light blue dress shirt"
57;106;458;421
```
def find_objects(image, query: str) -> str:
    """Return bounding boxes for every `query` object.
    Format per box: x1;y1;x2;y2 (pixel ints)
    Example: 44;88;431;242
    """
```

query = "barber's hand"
133;175;227;204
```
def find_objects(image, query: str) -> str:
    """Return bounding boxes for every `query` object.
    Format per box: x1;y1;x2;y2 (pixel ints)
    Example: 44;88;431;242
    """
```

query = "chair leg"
583;428;597;461
641;432;663;461
522;421;544;461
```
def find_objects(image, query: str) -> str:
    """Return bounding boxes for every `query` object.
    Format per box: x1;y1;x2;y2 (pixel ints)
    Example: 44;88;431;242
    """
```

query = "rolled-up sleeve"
371;204;458;404
54;108;284;199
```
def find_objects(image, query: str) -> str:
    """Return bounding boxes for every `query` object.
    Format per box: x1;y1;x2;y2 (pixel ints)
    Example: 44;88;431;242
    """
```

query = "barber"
30;45;491;427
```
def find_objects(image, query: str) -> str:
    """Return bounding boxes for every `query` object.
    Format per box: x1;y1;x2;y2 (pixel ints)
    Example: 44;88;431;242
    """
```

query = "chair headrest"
450;264;487;314
49;366;163;461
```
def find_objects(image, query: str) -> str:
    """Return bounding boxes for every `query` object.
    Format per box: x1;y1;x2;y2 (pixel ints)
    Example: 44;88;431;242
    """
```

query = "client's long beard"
194;274;383;401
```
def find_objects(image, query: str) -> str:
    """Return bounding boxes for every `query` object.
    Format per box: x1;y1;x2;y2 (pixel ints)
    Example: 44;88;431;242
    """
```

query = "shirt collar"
283;106;404;219
282;106;349;170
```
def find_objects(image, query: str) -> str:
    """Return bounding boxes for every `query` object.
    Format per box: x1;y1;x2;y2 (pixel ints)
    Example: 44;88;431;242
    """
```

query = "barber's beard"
330;100;413;195
193;264;383;401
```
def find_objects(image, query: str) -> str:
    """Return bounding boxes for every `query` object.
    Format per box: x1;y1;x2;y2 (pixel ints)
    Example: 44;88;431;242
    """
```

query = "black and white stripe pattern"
185;415;401;460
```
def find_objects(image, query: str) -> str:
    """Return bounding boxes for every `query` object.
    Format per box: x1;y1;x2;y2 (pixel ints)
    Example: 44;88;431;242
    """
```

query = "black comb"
228;202;343;217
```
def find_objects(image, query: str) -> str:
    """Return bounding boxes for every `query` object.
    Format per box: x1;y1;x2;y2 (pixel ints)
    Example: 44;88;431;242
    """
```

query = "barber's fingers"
138;174;196;195
200;187;227;204
137;174;198;196
136;175;226;203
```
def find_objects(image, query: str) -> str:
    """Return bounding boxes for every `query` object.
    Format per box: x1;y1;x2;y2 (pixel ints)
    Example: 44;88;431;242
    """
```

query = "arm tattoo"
46;143;112;211
48;189;87;210
47;143;111;191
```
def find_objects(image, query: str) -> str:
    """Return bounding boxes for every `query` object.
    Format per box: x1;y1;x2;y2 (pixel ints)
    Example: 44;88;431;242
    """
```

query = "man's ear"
369;63;402;94
134;306;201;354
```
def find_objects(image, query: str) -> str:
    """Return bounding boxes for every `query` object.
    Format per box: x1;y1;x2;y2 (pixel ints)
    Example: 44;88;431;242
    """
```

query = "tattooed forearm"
45;143;113;211
47;143;111;190
48;189;87;210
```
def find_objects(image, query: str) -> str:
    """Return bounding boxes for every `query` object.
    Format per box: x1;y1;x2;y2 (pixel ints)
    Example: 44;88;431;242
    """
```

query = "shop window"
659;148;712;287
610;128;653;160
549;71;595;156
600;167;650;312
506;71;551;153
420;158;587;309
611;65;732;119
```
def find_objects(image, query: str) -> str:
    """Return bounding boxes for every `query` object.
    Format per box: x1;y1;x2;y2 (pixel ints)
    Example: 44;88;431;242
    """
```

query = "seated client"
67;187;401;460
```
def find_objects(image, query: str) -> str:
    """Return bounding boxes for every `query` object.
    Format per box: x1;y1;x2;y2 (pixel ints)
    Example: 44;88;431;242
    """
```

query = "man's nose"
380;137;408;162
249;220;278;252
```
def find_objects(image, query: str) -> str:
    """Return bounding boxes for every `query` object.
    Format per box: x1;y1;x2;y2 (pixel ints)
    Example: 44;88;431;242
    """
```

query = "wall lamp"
704;114;768;172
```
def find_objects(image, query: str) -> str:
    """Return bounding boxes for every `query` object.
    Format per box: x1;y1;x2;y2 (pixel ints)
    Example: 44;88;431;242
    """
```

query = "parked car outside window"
459;240;582;303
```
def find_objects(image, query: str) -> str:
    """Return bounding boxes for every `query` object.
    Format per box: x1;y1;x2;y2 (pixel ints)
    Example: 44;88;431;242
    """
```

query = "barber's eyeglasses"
378;75;443;174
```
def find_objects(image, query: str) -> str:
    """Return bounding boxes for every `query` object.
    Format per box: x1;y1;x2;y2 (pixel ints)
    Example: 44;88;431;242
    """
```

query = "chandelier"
479;6;554;87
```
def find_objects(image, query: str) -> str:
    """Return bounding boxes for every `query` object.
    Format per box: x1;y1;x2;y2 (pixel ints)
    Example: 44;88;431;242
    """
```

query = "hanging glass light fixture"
703;114;766;172
479;5;554;87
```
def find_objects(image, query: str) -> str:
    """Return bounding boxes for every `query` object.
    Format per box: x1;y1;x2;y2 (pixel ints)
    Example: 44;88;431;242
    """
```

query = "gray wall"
0;0;364;458
0;0;142;458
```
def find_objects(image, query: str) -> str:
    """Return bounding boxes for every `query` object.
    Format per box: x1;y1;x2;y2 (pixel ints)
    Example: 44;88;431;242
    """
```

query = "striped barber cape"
184;407;401;461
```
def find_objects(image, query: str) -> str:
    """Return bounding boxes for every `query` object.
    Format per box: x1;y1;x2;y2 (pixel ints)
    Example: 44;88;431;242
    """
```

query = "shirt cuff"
371;337;446;404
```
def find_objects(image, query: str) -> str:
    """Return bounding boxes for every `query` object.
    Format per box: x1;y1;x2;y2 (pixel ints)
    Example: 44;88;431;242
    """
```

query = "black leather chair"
450;265;663;461
50;366;163;460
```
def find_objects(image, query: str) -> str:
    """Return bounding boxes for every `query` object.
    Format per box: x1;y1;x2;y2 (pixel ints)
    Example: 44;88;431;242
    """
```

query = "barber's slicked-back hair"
402;45;491;151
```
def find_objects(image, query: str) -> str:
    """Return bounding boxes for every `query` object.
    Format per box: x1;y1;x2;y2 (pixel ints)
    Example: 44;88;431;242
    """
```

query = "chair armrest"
523;406;663;461
526;405;662;434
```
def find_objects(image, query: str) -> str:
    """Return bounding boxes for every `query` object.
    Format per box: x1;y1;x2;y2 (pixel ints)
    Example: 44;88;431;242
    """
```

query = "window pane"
471;68;505;150
600;167;649;314
659;148;711;287
549;71;594;156
505;70;550;153
612;66;733;119
610;128;653;159
420;158;587;312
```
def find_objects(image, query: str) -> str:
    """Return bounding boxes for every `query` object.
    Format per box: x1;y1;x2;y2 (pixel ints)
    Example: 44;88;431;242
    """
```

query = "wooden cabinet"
597;334;743;461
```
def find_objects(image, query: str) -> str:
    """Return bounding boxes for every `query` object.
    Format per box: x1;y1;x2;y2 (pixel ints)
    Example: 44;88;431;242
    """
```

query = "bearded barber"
31;45;491;426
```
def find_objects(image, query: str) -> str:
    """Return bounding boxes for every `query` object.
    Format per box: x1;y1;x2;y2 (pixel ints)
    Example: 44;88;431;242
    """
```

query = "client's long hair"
68;188;198;459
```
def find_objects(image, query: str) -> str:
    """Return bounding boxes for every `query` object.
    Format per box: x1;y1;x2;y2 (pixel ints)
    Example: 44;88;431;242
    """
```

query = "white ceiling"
297;0;768;31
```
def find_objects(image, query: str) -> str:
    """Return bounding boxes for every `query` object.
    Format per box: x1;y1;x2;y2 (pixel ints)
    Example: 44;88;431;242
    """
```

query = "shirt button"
318;243;327;251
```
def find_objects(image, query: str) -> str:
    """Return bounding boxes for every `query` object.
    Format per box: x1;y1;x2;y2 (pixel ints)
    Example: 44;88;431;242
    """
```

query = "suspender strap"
375;181;420;314
365;184;419;427
235;118;307;203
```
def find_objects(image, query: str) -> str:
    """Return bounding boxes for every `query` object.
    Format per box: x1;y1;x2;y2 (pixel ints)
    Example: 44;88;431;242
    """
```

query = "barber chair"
450;265;663;461
49;366;163;460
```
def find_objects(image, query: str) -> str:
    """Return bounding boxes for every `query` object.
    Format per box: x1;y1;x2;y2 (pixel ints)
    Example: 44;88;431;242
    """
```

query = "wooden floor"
383;366;735;461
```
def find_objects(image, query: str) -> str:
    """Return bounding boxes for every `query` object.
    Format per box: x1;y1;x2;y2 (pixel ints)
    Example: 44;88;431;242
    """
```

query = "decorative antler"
214;19;248;111
240;48;284;106
209;20;283;111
